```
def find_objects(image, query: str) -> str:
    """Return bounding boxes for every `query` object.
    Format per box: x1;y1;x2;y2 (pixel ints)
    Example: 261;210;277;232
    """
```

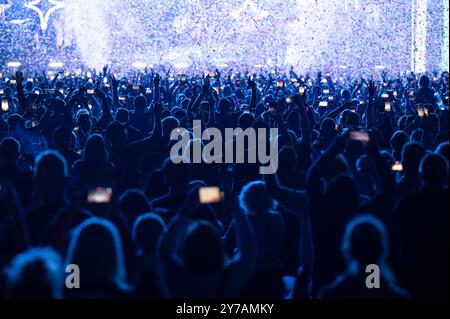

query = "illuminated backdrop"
0;0;448;73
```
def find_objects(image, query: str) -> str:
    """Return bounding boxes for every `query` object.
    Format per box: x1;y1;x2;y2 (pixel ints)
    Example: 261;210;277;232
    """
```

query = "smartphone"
408;89;415;100
180;74;187;82
285;97;294;104
59;89;64;95
0;89;4;95
299;86;306;95
393;91;398;98
381;93;389;99
277;80;284;88
198;187;224;204
145;88;152;94
328;95;334;101
349;130;370;143
87;187;113;204
133;85;140;91
321;78;328;84
208;72;216;78
88;104;93;110
417;106;426;117
323;89;330;94
10;79;17;85
213;87;220;94
87;89;95;94
119;96;127;101
319;101;328;107
391;161;403;172
1;99;9;112
34;90;40;95
384;101;391;112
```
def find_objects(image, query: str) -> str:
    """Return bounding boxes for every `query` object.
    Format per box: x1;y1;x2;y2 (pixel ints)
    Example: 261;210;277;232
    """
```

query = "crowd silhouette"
0;66;448;299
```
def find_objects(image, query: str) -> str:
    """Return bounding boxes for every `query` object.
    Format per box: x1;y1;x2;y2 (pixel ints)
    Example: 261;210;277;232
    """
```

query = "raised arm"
15;71;30;115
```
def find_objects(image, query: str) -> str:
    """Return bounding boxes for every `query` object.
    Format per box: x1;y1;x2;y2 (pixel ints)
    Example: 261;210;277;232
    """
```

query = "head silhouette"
162;157;190;190
419;153;448;187
342;215;389;274
390;130;409;160
53;126;73;151
134;95;147;112
34;150;68;202
401;142;426;177
419;75;430;88
106;121;127;147
181;221;224;276
83;134;108;167
5;247;63;299
116;108;129;124
65;218;127;289
0;137;21;165
132;213;166;256
239;180;274;214
119;189;150;225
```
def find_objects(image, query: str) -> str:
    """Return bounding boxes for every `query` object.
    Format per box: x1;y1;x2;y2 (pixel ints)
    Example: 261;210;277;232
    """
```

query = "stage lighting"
131;62;147;69
7;61;22;68
48;62;64;69
174;62;189;69
374;65;386;70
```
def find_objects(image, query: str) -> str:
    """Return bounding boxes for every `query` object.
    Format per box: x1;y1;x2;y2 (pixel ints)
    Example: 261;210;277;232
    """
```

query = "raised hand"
15;71;24;83
247;75;256;89
202;76;210;96
110;74;118;88
368;80;377;99
154;73;161;87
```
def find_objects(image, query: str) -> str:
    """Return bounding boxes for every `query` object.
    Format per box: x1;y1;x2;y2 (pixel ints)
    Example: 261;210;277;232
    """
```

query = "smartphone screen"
299;86;306;95
0;89;4;95
198;187;224;204
319;101;328;107
381;93;389;98
391;161;403;172
323;89;330;94
87;187;113;204
328;95;334;101
277;80;284;88
119;96;127;101
417;106;425;117
384;101;391;112
285;97;294;104
349;130;370;143
87;89;95;94
1;99;9;112
133;85;140;91
145;88;152;94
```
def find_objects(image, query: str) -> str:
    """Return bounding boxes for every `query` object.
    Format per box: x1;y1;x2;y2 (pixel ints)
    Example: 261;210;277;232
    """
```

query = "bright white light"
131;62;147;69
48;61;64;68
174;62;189;69
412;0;428;73
25;0;65;31
7;61;22;68
216;63;229;68
338;65;348;69
374;65;386;69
